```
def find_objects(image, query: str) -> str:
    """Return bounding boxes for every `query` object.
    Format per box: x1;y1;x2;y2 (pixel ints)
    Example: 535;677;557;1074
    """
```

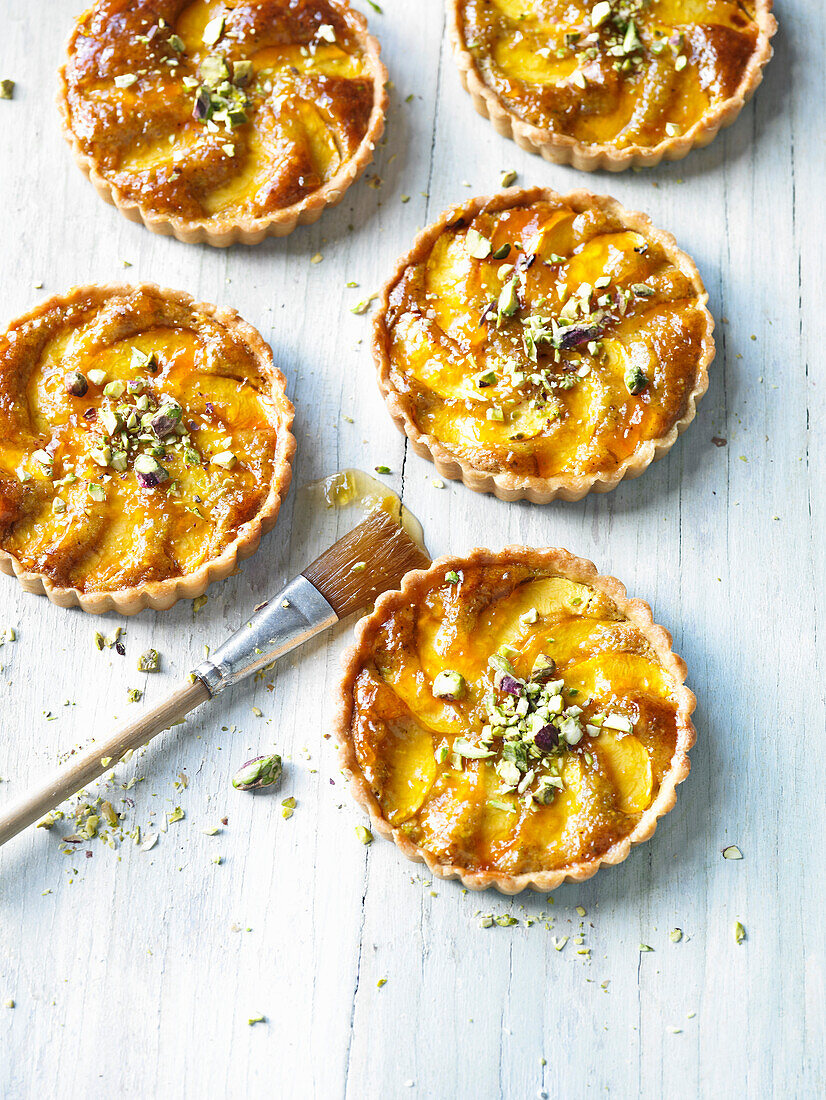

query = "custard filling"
383;197;708;480
63;0;378;223
348;563;683;875
459;0;763;149
0;289;283;592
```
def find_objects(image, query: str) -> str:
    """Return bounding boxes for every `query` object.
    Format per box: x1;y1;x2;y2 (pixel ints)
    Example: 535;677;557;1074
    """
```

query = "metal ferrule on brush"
192;575;338;697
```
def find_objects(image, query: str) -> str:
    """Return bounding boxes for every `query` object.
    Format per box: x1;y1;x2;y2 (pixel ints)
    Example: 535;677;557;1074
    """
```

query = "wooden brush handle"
0;678;210;848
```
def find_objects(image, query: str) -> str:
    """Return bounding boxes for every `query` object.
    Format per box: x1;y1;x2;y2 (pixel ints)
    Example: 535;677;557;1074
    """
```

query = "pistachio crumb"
355;825;373;845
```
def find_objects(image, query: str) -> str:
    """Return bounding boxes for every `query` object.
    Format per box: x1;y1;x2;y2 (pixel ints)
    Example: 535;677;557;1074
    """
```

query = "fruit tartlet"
336;548;695;892
0;285;295;614
375;187;714;502
448;0;776;170
59;0;387;245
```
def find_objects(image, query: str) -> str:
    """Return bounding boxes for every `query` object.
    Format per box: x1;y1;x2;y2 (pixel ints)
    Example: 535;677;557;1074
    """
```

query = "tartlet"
375;187;714;502
448;0;777;170
0;284;295;614
336;548;695;893
58;0;388;246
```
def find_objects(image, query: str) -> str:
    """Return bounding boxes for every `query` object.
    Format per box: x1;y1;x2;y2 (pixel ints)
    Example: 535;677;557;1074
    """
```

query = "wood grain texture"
0;2;822;1098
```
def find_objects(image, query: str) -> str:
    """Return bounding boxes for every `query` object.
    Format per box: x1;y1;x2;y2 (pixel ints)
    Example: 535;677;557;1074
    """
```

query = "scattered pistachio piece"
734;921;746;945
351;294;377;315
722;845;743;860
0;80;15;100
247;1014;266;1026
232;755;283;792
376;977;387;988
355;825;373;845
500;169;517;188
127;687;143;703
670;928;683;942
137;649;160;673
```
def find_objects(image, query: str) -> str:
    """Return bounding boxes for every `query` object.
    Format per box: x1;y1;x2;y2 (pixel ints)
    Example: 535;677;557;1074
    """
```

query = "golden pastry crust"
374;187;714;502
336;547;695;893
0;284;295;614
447;0;776;170
58;0;388;245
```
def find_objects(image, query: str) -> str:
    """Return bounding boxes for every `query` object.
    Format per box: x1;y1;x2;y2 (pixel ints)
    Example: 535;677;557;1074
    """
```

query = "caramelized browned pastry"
375;188;714;502
336;548;695;892
59;1;387;243
0;285;295;613
448;0;776;169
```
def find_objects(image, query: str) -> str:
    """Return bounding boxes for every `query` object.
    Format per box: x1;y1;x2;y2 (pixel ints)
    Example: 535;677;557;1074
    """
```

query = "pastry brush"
0;510;429;847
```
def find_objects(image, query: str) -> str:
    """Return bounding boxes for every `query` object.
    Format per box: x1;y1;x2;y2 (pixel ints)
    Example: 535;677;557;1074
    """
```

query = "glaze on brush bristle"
302;510;430;618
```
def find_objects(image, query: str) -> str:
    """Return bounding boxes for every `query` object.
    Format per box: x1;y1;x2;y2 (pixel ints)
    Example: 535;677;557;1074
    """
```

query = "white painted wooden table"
0;3;822;1097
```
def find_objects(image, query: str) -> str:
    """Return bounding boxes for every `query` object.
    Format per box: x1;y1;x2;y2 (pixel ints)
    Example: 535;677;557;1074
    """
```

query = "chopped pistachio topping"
0;79;15;100
447;650;614;809
432;670;467;701
734;921;746;945
202;16;225;47
355;825;373;845
722;845;743;860
465;228;492;260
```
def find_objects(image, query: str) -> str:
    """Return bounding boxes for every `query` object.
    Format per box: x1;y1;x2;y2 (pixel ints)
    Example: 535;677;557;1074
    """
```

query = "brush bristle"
302;510;430;618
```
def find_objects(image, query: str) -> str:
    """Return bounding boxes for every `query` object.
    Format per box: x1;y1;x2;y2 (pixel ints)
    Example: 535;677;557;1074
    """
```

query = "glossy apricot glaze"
458;0;766;150
0;287;288;594
381;193;710;484
61;0;379;225
346;561;686;877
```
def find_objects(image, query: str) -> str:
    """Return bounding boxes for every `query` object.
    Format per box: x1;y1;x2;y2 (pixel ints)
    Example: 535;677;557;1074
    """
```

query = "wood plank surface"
0;2;822;1097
